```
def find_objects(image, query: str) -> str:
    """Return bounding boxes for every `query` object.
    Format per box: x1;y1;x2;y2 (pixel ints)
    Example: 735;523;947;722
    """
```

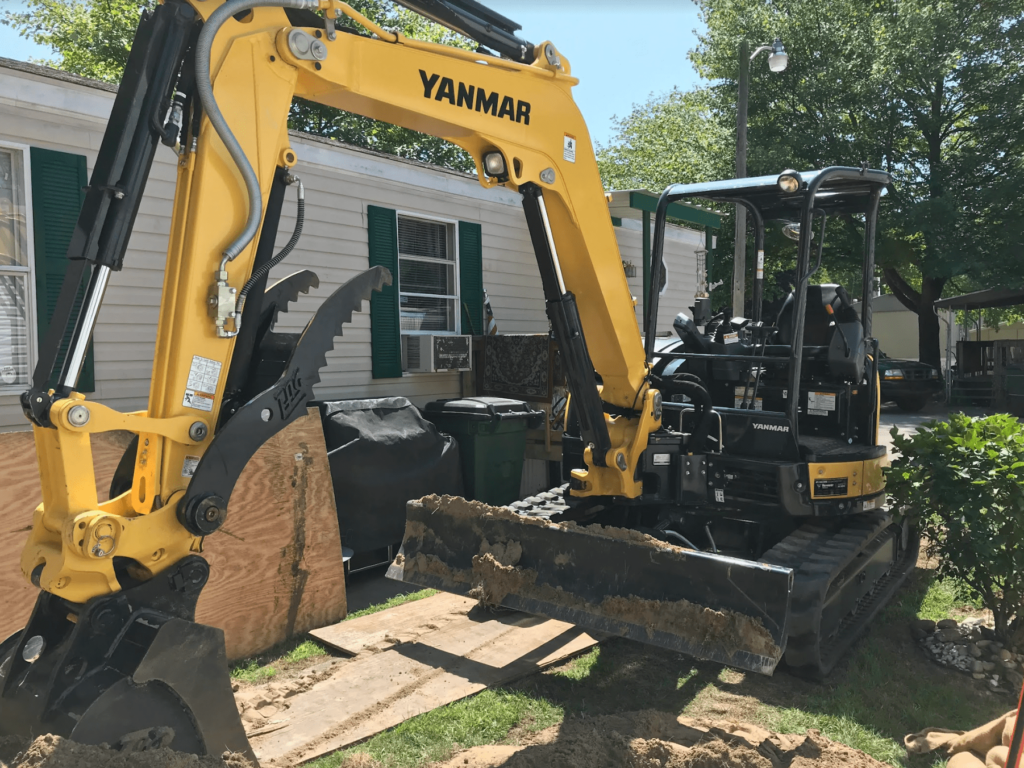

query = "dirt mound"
429;710;887;768
0;733;255;768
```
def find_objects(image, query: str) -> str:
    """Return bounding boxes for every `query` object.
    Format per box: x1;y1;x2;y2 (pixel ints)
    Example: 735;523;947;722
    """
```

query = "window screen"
397;215;458;333
0;147;32;388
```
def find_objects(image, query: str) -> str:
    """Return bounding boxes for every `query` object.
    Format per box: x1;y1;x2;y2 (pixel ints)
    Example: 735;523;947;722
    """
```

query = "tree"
597;88;731;193
688;0;1024;367
2;0;474;170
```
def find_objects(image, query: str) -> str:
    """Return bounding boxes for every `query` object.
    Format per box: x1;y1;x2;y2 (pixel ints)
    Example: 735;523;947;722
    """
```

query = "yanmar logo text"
419;70;531;125
752;422;790;433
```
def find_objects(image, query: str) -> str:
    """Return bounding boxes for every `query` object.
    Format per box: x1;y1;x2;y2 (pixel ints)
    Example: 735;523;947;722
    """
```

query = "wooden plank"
310;592;475;656
196;409;346;660
0;410;346;663
252;608;598;765
0;429;132;642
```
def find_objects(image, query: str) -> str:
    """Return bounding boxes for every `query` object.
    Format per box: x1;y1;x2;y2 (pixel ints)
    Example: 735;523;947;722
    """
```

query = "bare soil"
0;734;254;768
426;710;887;768
502;562;1008;768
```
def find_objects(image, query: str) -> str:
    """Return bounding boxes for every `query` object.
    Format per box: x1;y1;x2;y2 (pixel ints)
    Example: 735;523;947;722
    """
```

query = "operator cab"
640;167;891;516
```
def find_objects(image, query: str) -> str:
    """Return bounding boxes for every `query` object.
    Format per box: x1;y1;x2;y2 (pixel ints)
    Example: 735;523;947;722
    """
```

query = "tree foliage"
596;0;1024;364
690;0;1024;366
1;0;474;170
596;88;731;193
288;1;474;170
885;413;1024;644
2;0;153;82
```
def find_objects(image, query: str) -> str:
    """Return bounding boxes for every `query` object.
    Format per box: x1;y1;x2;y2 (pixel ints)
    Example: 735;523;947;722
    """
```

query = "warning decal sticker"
563;133;576;163
807;391;836;411
756;249;765;279
183;355;222;412
182;455;200;478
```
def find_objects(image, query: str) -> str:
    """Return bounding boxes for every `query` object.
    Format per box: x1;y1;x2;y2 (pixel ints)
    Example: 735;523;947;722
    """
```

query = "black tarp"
317;397;464;554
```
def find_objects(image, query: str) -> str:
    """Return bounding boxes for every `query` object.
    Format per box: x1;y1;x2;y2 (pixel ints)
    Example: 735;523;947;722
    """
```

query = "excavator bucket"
387;497;794;675
0;556;255;762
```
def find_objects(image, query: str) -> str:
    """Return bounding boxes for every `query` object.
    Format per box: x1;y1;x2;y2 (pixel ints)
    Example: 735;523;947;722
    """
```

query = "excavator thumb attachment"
0;556;254;763
387;497;794;674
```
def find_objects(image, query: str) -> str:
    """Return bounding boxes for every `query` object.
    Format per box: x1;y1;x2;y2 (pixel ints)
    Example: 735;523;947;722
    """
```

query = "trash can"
423;396;543;506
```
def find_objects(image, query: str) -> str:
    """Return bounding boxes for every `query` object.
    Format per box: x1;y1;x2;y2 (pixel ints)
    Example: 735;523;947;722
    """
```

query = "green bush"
885;413;1024;643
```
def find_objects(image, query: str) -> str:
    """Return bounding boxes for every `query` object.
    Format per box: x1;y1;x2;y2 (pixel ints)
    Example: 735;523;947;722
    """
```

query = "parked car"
877;352;943;412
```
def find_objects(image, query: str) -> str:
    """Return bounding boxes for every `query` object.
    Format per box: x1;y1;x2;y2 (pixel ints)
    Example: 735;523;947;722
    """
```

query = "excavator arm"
20;0;657;610
1;0;674;757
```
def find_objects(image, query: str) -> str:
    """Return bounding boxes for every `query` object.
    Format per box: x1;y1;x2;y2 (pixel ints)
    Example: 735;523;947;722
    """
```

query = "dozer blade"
387;497;794;674
0;556;255;763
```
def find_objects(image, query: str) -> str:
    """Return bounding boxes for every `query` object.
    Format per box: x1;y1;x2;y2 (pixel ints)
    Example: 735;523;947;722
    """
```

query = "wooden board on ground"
0;409;346;662
310;592;475;656
252;606;599;765
0;429;132;642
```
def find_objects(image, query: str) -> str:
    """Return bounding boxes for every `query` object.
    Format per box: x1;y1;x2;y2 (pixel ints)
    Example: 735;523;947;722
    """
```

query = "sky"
0;0;705;147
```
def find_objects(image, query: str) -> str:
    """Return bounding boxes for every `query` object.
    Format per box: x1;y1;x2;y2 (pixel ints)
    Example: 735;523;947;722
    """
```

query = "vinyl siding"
0;59;700;431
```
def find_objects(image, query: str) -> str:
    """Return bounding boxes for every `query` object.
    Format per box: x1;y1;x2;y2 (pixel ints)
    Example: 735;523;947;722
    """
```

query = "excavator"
0;0;917;760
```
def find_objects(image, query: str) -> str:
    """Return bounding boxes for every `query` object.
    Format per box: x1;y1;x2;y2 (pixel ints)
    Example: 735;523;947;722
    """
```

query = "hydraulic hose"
661;529;699;551
194;0;318;264
235;177;305;317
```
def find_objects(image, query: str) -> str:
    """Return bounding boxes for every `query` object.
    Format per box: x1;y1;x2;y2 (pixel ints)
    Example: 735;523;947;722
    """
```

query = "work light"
483;152;507;179
777;170;801;193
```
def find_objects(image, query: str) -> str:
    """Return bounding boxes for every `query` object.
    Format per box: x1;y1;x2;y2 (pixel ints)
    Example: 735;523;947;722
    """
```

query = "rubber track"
760;513;920;678
508;487;919;678
507;485;572;517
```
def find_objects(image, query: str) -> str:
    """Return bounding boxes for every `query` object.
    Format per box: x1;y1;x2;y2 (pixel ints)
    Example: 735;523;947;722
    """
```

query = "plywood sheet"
0;410;346;662
310;592;474;656
253;608;598;765
196;409;346;660
0;429;132;642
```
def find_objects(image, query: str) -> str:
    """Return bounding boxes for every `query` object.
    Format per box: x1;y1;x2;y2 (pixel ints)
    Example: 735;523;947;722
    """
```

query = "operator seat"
775;284;866;382
775;284;857;347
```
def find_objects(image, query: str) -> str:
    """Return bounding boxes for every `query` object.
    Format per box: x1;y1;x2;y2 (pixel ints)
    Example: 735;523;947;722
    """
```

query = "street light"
732;37;789;317
753;39;789;73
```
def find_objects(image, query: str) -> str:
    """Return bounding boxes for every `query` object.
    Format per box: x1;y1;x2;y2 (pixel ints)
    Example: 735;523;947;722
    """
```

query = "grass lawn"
303;565;1009;768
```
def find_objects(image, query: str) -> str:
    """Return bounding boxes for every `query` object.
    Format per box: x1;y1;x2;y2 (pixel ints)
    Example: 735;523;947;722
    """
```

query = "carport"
933;287;1024;410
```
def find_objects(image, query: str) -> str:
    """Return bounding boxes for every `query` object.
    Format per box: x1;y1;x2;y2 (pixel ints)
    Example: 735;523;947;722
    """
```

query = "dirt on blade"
398;495;780;661
428;710;888;768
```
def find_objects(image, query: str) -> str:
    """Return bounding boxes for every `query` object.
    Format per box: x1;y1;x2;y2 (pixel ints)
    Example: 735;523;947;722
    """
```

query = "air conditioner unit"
402;334;472;373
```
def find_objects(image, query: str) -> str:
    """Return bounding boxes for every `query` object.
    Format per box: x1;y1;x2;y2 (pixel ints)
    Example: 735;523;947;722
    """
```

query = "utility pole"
732;38;788;318
732;40;749;318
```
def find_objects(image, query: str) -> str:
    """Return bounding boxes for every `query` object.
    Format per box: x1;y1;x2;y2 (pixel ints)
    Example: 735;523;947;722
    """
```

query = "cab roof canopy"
663;167;892;220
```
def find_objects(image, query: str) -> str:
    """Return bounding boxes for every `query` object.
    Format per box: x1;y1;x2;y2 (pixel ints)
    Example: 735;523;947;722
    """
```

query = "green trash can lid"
424;396;541;423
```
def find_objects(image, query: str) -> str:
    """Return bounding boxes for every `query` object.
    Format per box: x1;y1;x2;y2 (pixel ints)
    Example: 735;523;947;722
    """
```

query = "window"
367;206;483;379
0;145;34;390
398;215;458;334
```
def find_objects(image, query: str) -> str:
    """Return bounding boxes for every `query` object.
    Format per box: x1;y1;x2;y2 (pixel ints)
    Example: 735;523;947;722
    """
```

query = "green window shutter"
367;205;402;379
30;147;94;392
458;221;483;336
